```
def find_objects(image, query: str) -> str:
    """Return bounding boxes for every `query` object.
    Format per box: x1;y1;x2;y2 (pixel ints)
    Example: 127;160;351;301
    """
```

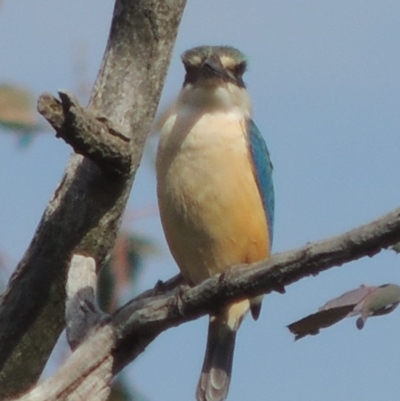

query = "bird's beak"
202;56;234;81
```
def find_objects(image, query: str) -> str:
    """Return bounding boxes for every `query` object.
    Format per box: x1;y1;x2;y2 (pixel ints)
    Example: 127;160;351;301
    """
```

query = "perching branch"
11;206;400;401
2;0;399;399
0;0;186;398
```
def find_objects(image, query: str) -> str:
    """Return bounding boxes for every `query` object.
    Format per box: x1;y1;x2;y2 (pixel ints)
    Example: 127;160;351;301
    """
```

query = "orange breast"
157;111;270;285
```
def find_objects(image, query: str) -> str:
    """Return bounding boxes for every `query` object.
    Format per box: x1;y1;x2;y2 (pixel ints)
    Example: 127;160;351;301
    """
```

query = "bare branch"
38;92;131;177
15;329;115;401
0;0;187;398
65;254;106;350
11;206;400;400
111;206;400;362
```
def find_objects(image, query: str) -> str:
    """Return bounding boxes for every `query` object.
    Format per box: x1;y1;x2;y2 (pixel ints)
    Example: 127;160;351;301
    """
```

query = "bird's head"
181;46;248;89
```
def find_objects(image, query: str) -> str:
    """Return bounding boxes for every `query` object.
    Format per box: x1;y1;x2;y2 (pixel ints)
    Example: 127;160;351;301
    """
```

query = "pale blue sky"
1;1;400;400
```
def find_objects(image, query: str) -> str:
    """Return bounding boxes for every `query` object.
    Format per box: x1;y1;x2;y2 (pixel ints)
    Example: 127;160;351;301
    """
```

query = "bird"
156;45;274;401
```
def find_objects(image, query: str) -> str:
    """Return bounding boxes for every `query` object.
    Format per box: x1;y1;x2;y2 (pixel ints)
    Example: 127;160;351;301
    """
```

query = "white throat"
176;83;252;118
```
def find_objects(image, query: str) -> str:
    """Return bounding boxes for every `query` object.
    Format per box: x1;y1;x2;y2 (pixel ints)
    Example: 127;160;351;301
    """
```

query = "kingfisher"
156;45;274;401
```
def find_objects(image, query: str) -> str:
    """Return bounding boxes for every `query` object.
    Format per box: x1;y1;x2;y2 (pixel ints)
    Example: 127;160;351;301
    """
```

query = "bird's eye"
234;62;246;78
184;64;197;75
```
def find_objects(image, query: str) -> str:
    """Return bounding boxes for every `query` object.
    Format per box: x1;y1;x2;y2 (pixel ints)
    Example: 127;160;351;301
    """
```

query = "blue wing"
247;119;275;245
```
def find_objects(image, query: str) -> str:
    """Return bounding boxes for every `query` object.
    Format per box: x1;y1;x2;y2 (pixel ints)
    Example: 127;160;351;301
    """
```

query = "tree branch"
38;92;131;177
0;0;186;398
12;206;400;400
65;254;106;350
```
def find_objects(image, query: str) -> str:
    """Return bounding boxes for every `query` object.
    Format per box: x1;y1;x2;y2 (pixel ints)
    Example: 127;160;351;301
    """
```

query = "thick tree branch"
0;0;186;398
12;207;400;400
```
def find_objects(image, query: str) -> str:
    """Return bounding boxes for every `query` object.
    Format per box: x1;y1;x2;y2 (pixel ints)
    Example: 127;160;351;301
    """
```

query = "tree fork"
0;1;187;398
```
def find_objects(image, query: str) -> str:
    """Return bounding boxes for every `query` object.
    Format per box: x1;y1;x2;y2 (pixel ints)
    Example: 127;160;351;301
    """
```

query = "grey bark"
0;0;186;398
1;1;399;399
10;206;400;400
